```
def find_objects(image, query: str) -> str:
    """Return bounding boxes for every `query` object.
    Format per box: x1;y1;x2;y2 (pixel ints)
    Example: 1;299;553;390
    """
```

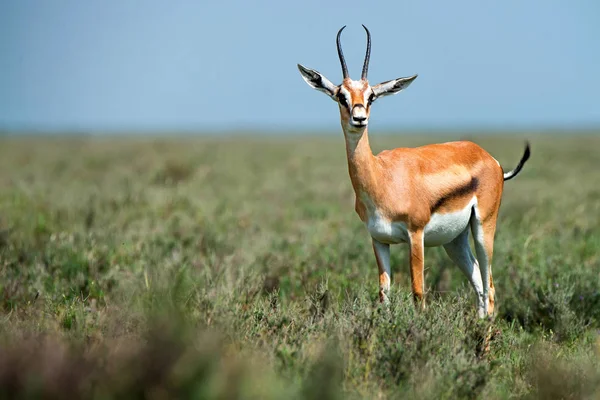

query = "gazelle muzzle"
351;104;368;126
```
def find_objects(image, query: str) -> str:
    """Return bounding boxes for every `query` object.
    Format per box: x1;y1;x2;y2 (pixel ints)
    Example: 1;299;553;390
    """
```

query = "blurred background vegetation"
1;134;599;399
2;1;599;398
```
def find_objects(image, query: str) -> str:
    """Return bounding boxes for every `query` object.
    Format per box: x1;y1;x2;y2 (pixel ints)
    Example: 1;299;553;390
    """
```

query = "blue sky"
0;0;598;132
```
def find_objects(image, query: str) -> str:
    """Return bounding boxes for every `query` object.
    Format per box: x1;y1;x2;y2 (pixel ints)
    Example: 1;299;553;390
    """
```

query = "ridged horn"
336;26;349;79
361;24;371;80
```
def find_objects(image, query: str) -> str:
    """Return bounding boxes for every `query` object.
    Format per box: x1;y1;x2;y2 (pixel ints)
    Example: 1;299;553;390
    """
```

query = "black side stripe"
431;176;479;213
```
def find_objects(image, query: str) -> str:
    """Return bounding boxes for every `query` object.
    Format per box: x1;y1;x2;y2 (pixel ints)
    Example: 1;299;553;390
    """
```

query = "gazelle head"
298;25;417;131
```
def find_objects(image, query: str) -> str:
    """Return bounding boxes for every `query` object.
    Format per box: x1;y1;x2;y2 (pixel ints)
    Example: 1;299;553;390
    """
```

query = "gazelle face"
298;25;417;132
337;79;373;128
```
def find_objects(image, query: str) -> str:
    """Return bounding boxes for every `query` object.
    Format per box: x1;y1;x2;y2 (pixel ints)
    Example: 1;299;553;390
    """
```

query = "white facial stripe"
364;88;374;106
339;80;373;128
338;87;351;108
346;80;368;106
347;80;365;90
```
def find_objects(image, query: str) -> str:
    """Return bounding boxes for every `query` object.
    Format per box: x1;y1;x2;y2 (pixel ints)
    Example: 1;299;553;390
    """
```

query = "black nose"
353;115;366;122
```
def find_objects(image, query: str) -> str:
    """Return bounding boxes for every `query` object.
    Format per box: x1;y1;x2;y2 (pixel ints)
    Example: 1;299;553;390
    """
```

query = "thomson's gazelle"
297;25;530;317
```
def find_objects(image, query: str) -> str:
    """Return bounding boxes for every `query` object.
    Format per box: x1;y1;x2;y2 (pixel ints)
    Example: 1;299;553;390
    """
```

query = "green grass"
1;133;599;399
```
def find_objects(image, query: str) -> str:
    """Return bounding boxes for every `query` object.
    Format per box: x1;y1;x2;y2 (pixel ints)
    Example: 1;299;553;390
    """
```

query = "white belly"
366;197;476;247
422;197;475;246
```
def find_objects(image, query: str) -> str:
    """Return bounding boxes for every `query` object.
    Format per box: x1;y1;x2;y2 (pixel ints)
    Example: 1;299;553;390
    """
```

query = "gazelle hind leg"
489;269;495;315
443;228;486;318
471;207;497;317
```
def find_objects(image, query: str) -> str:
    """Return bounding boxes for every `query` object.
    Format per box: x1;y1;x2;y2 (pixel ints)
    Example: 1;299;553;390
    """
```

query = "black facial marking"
337;92;348;108
431;177;479;213
367;93;375;105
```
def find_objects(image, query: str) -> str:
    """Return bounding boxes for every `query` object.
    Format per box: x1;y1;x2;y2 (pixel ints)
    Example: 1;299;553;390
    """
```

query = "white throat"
342;124;367;154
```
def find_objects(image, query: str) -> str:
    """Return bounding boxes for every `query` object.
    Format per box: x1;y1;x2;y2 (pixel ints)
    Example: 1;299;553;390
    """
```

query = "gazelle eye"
368;93;375;105
337;93;348;107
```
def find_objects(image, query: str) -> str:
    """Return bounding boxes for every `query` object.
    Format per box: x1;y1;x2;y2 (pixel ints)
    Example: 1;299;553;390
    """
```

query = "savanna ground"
0;133;599;399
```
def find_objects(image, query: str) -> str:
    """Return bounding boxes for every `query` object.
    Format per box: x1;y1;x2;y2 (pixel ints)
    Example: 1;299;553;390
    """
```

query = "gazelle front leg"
408;229;425;308
372;239;391;303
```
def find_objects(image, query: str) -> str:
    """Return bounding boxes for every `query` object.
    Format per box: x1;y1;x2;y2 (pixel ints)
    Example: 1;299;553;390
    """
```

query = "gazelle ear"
297;64;337;99
372;74;418;99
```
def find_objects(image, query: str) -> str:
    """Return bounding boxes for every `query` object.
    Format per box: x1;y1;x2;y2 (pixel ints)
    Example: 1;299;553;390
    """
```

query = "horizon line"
1;123;600;137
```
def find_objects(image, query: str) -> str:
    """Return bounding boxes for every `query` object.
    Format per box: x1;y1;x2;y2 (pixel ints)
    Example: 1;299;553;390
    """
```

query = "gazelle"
297;25;530;318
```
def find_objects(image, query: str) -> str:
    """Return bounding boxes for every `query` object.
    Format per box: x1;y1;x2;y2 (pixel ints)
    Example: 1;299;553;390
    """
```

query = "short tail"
503;141;531;181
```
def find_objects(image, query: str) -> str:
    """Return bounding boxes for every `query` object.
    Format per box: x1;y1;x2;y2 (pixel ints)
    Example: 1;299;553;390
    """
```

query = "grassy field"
1;133;599;399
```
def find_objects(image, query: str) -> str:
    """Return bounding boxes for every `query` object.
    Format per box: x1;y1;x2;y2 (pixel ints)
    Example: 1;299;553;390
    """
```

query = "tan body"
298;25;530;317
348;136;503;234
344;122;509;316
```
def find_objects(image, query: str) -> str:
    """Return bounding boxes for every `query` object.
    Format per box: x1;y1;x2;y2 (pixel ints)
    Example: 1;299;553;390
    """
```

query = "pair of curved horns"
336;24;371;81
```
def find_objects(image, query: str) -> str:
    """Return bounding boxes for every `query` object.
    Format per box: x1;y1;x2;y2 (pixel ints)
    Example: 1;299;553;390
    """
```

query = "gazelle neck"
342;124;378;195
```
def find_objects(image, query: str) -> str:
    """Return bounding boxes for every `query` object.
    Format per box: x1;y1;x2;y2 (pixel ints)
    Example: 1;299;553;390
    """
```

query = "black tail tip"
503;140;531;181
523;141;531;162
